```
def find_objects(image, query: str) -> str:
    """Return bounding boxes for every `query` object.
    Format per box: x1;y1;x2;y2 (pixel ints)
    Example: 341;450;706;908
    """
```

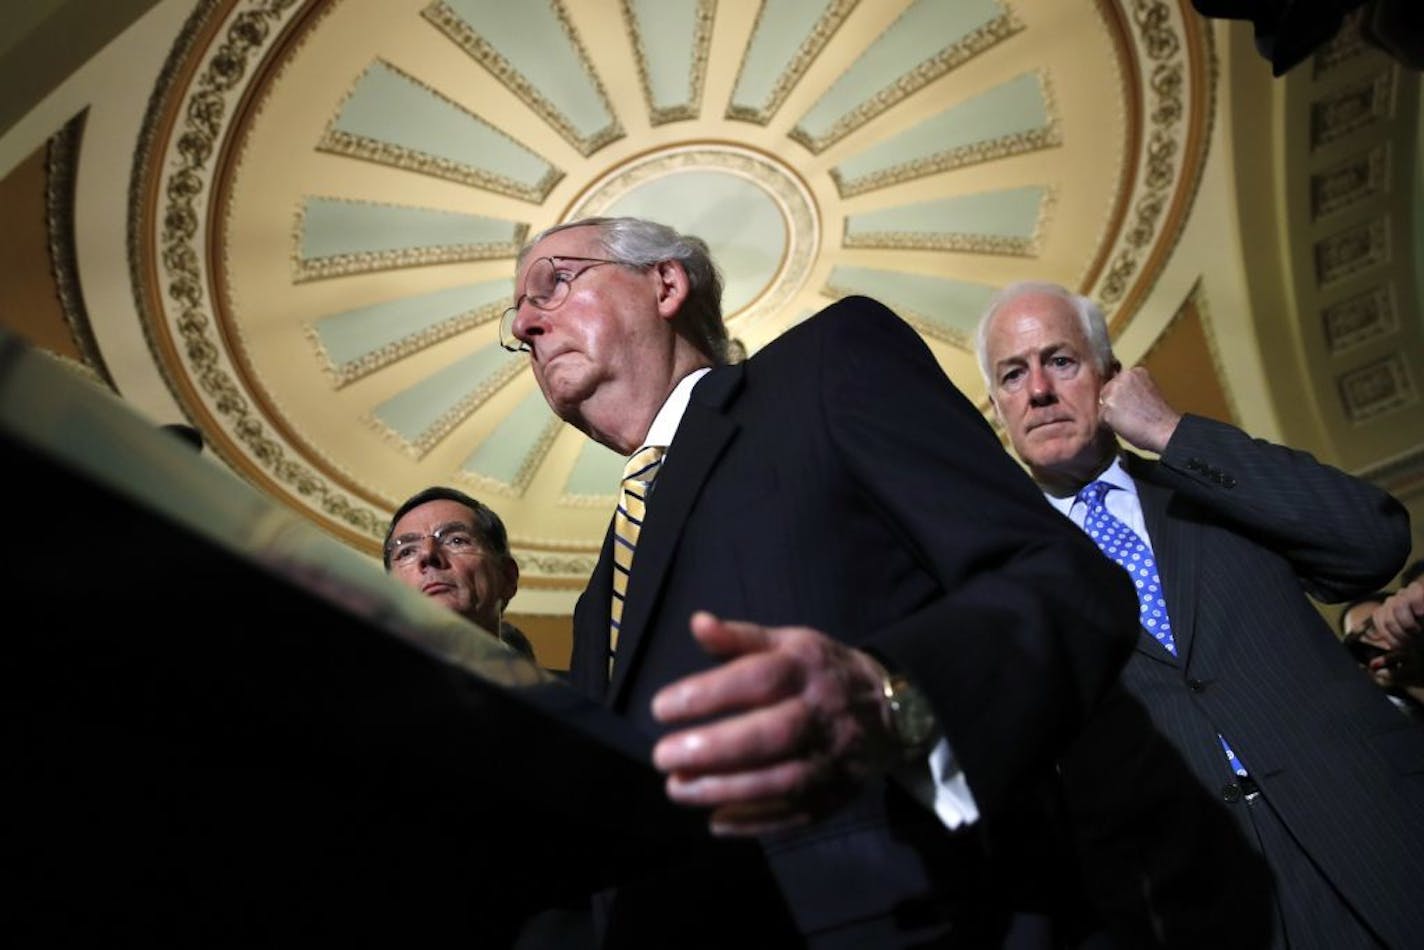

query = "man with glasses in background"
383;486;533;661
498;216;1141;947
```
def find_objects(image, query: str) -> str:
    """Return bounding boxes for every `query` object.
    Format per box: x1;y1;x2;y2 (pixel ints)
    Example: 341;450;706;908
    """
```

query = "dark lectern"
0;333;712;945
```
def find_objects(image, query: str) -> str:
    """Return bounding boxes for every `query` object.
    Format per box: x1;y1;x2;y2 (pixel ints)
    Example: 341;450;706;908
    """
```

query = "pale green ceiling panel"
824;265;995;345
563;434;627;497
627;0;702;115
311;279;512;380
460;388;559;489
605;170;784;314
329;61;559;193
729;0;842;120
434;0;619;150
845;186;1045;252
793;0;1006;150
299;198;520;260
831;72;1051;196
372;343;518;448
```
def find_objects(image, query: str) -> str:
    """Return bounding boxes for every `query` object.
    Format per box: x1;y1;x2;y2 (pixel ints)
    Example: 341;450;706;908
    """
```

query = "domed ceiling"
127;0;1214;607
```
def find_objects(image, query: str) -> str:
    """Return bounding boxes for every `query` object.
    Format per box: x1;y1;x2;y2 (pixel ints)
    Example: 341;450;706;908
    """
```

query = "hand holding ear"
1098;366;1182;454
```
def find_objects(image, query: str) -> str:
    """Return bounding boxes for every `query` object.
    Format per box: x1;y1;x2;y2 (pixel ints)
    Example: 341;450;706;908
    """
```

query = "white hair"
973;281;1114;389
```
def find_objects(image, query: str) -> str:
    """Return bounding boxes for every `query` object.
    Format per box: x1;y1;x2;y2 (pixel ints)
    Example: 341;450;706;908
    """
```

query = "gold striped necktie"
609;445;665;676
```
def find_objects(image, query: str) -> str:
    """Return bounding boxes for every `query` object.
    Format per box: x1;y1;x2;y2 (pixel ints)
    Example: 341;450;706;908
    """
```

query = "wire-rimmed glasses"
386;523;488;567
498;256;628;353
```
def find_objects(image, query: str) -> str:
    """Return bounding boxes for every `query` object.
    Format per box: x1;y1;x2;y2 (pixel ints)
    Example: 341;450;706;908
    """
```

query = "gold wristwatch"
882;673;938;760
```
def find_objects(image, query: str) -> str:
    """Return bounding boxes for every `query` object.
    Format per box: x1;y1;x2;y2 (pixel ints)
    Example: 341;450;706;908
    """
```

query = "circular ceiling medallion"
131;0;1212;610
567;142;821;329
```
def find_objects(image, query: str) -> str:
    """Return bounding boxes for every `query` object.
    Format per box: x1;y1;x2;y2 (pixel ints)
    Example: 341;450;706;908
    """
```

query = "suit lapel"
1129;456;1199;666
572;525;616;703
607;365;743;705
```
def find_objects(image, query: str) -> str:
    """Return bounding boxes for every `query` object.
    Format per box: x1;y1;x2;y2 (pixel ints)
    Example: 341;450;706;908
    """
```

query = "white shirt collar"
638;367;712;454
1044;454;1136;516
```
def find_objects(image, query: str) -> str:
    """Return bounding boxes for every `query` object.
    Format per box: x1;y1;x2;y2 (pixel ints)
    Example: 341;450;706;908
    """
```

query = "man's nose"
510;306;545;348
1026;364;1056;406
417;538;449;567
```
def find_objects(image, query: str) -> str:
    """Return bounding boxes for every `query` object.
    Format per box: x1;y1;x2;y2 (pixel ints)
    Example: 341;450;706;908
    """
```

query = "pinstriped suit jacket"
1114;414;1424;947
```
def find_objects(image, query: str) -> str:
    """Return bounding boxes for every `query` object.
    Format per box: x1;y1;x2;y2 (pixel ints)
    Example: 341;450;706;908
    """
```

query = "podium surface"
0;333;709;943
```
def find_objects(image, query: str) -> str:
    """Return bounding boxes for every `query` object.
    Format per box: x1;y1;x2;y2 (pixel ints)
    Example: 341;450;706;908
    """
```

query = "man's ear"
499;556;519;607
652;259;690;320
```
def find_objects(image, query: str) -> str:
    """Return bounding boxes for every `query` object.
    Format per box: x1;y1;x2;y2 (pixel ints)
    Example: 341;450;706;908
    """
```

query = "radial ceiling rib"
368;343;525;458
294;197;526;281
422;0;624;156
726;0;859;126
306;279;511;388
319;59;564;201
622;0;714;125
823;266;996;348
843;185;1049;255
458;388;562;497
789;0;1022;154
559;437;627;507
829;71;1058;198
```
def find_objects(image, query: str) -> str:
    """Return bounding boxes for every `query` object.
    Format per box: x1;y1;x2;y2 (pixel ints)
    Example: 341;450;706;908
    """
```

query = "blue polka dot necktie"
609;445;664;678
1078;480;1175;653
1078;480;1249;779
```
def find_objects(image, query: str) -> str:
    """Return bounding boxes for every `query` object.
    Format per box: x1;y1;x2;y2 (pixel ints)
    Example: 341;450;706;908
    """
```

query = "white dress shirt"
1044;456;1153;547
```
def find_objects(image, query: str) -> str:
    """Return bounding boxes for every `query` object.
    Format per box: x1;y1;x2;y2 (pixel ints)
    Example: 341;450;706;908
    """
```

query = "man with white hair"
504;218;1141;947
976;281;1424;949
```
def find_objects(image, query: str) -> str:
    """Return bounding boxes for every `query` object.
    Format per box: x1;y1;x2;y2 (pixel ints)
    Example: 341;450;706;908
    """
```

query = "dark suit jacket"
566;297;1140;947
1056;682;1277;949
1108;414;1424;947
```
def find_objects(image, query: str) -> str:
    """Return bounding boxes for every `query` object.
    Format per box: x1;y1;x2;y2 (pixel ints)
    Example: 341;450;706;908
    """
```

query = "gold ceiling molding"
1262;9;1421;470
1337;356;1417;425
514;549;603;588
133;0;389;546
304;301;505;389
421;0;623;157
1093;0;1212;318
1310;145;1388;219
558;489;618;509
725;0;857;126
363;356;526;461
1322;286;1396;355
290;199;526;282
843;231;1033;255
830;77;1062;200
317;60;565;202
1314;219;1390;287
46;109;117;393
1311;11;1368;76
1309;71;1393;150
623;0;715;126
788;3;1024;155
566;143;820;328
455;414;564;499
841;186;1056;256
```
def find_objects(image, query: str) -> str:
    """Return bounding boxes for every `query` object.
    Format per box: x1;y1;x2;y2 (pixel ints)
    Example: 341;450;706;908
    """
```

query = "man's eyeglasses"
499;256;629;353
387;523;488;566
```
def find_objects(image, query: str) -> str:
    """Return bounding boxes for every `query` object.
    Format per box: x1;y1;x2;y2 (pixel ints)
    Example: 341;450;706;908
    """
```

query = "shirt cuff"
891;737;980;830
